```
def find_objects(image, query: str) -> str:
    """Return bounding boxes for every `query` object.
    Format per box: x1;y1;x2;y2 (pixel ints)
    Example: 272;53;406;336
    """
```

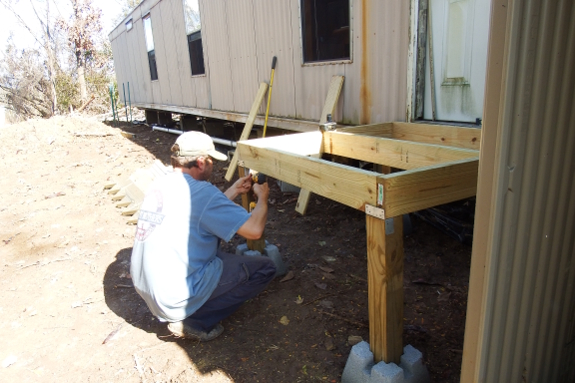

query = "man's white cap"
173;131;228;161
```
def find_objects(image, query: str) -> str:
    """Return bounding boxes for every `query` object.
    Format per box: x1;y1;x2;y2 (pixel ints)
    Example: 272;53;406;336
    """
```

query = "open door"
416;0;491;123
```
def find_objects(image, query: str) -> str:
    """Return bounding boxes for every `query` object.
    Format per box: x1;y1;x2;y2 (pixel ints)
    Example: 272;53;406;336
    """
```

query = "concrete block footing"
277;180;301;193
342;342;430;383
236;242;287;277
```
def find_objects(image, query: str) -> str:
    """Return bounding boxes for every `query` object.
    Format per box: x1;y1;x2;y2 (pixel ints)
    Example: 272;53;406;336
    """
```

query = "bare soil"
0;115;471;382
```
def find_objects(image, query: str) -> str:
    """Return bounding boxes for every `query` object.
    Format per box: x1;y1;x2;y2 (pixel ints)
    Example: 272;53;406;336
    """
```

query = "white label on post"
365;204;385;220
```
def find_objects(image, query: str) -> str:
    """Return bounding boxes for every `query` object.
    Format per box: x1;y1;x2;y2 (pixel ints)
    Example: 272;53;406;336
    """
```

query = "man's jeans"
183;250;276;332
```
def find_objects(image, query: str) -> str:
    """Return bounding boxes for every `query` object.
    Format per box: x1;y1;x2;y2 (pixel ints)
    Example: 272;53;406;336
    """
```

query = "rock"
325;337;335;351
348;335;363;346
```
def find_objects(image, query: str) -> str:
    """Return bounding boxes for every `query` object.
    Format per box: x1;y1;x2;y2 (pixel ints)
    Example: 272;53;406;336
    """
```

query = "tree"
56;0;103;102
0;0;118;120
0;0;59;115
0;41;52;119
30;0;58;114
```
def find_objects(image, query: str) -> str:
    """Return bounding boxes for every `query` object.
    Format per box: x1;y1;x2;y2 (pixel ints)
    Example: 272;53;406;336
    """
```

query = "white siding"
109;0;410;127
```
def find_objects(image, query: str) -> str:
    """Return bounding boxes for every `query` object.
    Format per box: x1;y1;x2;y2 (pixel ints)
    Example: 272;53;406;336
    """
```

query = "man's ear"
196;156;207;170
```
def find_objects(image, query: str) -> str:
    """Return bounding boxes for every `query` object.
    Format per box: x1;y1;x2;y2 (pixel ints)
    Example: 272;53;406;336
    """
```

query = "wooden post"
366;213;404;364
237;166;250;211
238;166;266;253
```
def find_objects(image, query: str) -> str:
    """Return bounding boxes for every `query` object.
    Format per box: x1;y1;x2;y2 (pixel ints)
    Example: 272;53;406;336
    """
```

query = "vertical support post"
112;93;116;122
113;94;119;127
366;214;404;364
109;83;117;124
238;166;265;253
128;82;132;122
123;83;128;122
237;166;250;211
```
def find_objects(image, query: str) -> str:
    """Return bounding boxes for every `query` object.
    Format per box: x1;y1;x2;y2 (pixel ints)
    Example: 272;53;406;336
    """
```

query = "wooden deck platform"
237;121;481;364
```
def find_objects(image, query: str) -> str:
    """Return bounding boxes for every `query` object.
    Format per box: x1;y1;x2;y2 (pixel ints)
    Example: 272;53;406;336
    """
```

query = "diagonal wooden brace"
224;82;269;182
295;75;344;215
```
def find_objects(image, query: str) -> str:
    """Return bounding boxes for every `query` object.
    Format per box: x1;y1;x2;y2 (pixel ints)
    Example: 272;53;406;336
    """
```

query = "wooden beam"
323;131;480;170
224;82;269;182
391;122;481;149
461;0;509;378
336;121;482;150
240;131;323;156
111;192;126;201
122;203;141;216
237;143;379;210
319;76;345;125
381;158;479;217
116;196;132;208
296;75;345;214
367;214;404;364
127;211;139;225
136;102;321;133
336;122;395;137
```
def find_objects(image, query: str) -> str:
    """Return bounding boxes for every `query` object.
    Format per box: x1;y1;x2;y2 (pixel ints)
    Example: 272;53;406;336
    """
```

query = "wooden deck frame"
236;122;480;364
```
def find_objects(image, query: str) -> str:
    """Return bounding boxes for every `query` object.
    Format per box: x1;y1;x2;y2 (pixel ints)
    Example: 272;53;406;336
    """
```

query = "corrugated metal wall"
109;0;409;126
473;0;575;381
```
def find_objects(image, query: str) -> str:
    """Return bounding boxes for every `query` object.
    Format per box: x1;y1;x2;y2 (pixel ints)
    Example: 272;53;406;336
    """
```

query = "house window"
143;14;158;81
301;0;351;63
126;18;133;31
183;0;205;75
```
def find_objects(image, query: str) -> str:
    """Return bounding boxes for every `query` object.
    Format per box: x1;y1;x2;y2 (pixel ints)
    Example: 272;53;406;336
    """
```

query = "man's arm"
236;183;269;240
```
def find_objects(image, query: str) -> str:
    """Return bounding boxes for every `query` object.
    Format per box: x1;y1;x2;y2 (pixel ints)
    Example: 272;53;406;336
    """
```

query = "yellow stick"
262;56;277;138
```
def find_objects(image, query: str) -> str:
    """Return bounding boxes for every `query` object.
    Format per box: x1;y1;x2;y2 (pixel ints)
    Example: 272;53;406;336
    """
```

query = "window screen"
301;0;350;63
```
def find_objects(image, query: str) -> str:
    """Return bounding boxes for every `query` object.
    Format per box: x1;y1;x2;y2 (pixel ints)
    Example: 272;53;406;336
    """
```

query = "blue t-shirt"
131;172;250;322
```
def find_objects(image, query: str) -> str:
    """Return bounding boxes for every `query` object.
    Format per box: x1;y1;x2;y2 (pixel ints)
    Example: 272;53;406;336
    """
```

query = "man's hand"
253;182;269;202
224;174;252;200
237;181;269;240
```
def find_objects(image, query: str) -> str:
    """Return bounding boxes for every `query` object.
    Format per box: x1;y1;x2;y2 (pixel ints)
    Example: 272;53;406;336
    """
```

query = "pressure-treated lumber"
238;166;266;252
107;160;172;221
121;204;141;216
336;122;395;137
236;120;481;366
237;144;379;210
236;121;484;366
367;214;404;364
323;131;479;170
238;131;479;218
296;75;345;215
337;122;481;149
391;122;481;149
116;196;132;208
241;131;323;156
380;158;478;217
224;82;269;182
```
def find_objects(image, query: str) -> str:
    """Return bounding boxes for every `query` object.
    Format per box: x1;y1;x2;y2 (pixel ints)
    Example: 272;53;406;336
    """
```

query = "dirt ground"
0;115;471;382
